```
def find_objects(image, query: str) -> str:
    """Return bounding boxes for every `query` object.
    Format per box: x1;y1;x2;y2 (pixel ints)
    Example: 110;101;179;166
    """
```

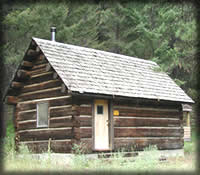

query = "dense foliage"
2;1;197;100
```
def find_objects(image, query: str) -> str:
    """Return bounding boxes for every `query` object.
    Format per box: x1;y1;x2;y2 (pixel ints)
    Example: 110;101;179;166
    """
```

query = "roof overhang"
71;91;194;105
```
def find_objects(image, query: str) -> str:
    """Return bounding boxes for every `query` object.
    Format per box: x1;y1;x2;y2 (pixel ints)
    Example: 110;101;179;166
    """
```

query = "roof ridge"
32;37;157;66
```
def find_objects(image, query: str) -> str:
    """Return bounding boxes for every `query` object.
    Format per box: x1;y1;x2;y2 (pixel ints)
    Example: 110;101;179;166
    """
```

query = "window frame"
36;102;49;128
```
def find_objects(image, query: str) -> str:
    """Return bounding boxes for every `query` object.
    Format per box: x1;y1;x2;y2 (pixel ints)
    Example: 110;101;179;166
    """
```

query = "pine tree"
2;1;197;100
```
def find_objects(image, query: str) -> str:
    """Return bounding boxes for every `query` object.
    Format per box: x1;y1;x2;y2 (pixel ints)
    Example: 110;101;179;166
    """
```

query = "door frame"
92;99;114;151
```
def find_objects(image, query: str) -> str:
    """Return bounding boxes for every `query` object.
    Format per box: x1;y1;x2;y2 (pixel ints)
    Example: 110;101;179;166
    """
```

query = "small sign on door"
113;110;119;116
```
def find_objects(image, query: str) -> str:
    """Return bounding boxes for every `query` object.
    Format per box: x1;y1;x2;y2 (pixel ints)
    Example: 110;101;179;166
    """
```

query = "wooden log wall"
72;98;93;153
14;46;75;153
113;100;184;151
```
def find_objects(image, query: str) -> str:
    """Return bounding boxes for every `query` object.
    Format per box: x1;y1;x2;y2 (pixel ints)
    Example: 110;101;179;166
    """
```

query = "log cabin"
4;28;194;153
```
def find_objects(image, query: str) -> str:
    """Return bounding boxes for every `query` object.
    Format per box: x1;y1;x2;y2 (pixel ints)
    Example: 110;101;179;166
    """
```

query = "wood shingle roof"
33;37;193;103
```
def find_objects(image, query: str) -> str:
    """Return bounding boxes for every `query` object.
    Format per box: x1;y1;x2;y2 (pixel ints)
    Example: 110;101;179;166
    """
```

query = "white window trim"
36;102;49;128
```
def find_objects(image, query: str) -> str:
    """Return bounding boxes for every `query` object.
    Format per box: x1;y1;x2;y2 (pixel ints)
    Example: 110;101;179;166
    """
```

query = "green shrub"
6;116;15;137
4;118;16;159
184;141;195;154
3;136;16;161
70;143;90;169
18;143;31;155
72;142;89;154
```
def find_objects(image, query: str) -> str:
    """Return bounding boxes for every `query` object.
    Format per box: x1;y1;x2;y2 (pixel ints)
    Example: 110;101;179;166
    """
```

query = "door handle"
106;120;110;126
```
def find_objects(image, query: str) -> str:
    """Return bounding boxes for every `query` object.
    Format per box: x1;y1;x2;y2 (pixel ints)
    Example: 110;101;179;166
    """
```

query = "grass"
184;141;196;155
3;140;196;173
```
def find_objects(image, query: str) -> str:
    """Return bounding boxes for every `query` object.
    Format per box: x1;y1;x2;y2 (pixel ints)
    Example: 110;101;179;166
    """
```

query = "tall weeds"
70;144;161;172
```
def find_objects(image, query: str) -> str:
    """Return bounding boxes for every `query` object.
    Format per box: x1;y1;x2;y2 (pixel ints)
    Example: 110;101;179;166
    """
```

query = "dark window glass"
97;105;103;114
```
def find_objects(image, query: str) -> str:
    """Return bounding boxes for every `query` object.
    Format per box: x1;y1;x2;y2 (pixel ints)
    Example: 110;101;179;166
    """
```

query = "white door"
94;99;109;150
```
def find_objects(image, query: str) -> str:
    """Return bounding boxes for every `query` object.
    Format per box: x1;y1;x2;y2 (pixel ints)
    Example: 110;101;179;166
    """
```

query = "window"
37;102;49;127
97;105;103;114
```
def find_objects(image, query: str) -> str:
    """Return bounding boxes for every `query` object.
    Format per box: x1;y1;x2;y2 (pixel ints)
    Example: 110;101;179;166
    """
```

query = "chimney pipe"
50;27;56;41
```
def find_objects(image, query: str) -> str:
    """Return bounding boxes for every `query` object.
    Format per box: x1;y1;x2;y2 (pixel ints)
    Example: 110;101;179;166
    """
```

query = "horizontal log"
80;104;92;107
49;116;73;128
114;137;184;151
11;82;24;89
114;127;183;137
50;105;72;110
21;61;33;68
32;63;48;71
113;107;182;119
50;105;73;117
34;59;48;66
19;87;64;101
18;105;72;120
80;116;92;127
18;120;36;130
31;71;53;79
80;106;92;115
17;96;71;111
5;96;18;105
17;110;36;121
20;139;72;153
21;79;62;93
26;72;54;85
17;70;31;79
17;115;74;129
80;127;92;138
18;128;72;141
114;117;180;127
28;67;48;76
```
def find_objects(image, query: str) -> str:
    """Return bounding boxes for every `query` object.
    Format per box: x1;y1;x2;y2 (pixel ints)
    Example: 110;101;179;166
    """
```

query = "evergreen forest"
1;1;198;132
